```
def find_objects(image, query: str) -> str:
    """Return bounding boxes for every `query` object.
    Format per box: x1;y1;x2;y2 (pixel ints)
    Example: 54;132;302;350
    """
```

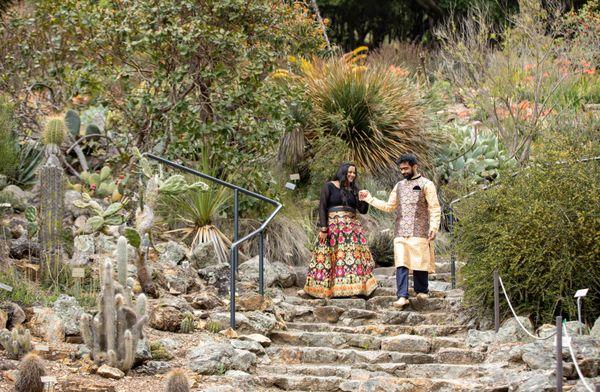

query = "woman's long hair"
335;163;360;206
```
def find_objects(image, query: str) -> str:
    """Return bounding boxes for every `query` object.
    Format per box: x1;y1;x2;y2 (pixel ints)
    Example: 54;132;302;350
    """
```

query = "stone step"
375;275;454;289
374;266;454;278
283;295;454;313
257;372;488;392
270;331;465;352
285;322;467;338
266;344;485;365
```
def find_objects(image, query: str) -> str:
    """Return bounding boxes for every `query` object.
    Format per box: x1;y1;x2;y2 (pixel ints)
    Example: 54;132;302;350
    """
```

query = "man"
359;154;441;309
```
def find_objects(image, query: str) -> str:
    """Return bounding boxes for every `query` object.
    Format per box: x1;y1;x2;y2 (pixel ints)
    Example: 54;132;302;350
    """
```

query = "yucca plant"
158;149;232;264
288;48;437;174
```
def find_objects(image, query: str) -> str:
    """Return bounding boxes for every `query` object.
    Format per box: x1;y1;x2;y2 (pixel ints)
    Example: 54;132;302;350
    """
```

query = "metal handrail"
143;153;283;329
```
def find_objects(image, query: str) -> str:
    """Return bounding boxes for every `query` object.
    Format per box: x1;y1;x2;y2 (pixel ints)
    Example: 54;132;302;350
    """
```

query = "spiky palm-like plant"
285;49;437;173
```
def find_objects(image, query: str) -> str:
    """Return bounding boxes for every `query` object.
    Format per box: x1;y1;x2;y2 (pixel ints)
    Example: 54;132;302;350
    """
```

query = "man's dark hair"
396;153;418;166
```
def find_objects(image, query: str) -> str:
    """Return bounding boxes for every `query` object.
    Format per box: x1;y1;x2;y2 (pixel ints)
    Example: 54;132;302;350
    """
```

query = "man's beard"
402;171;413;179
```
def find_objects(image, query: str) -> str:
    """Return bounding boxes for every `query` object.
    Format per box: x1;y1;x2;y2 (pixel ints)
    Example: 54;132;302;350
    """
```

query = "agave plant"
281;48;437;174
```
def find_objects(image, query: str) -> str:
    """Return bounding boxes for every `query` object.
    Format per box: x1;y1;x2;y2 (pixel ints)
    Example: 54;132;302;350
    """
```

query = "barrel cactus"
42;117;67;147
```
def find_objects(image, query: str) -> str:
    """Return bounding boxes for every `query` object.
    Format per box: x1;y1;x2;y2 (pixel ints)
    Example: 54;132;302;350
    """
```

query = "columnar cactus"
80;260;148;373
38;152;64;282
116;236;128;287
179;313;195;334
42;117;67;147
15;353;45;392
0;328;32;359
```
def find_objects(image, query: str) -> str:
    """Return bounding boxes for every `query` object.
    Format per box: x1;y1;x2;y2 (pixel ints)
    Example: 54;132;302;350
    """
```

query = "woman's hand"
318;229;328;242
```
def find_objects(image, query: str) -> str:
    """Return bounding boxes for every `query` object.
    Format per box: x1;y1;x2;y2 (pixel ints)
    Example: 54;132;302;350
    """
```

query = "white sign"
285;182;296;190
289;173;300;181
574;288;589;298
0;283;13;292
34;344;50;352
380;229;390;233
41;376;57;383
72;268;85;278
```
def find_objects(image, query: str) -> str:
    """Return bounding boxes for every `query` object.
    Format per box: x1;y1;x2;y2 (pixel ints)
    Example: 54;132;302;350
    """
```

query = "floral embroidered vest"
394;176;431;238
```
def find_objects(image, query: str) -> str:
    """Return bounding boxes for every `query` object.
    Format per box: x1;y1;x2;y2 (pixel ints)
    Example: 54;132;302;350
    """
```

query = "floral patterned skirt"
303;211;378;299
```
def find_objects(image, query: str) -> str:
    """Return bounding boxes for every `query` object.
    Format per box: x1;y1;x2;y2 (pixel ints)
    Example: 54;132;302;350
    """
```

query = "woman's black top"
318;182;369;227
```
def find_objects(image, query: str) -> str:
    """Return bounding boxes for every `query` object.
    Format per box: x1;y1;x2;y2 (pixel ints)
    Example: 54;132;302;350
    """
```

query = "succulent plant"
0;328;32;359
42;117;67;146
179;313;195;334
73;193;127;234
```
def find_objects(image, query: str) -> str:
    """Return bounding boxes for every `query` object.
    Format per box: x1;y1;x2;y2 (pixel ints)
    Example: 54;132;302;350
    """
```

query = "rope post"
259;231;264;297
494;270;500;333
556;315;563;392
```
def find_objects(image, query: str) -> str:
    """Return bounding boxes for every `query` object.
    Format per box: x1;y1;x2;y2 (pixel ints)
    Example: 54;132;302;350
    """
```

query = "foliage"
455;132;600;326
0;328;31;359
276;48;438;175
73;193;127;234
149;341;174;361
14;142;43;188
76;166;128;201
368;230;395;267
0;95;19;182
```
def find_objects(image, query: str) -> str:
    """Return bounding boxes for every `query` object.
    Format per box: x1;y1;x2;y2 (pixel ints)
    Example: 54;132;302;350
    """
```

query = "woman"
302;163;378;298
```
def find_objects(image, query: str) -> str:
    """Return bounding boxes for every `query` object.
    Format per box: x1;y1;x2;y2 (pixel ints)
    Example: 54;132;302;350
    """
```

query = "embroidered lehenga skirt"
304;210;378;298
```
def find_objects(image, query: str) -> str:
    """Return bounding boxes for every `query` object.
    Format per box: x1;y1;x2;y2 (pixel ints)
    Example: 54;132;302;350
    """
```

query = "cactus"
80;260;148;373
165;369;190;392
64;109;81;137
79;166;128;199
38;149;65;282
0;328;32;359
179;313;195;334
73;193;127;234
42;117;67;147
15;353;45;392
116;236;128;287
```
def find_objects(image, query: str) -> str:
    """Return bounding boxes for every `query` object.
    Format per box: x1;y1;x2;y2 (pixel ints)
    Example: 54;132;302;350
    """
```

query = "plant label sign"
289;173;300;181
574;288;588;298
35;344;50;352
285;182;296;190
0;283;13;292
41;376;57;383
72;268;85;278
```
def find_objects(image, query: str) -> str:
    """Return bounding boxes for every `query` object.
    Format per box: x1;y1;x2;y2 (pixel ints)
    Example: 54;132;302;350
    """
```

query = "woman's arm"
318;182;330;229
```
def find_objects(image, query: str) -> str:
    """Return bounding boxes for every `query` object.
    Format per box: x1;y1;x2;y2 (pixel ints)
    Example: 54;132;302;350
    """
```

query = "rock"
158;338;180;352
536;324;556;339
198;263;230;296
52;295;84;336
517;370;554;391
77;344;92;359
313;306;345;323
496;316;534;343
6;217;27;238
9;233;39;259
95;233;118;255
157;241;188;265
591;317;600;338
29;307;65;344
232;349;257;372
244;311;277;335
231;339;265;355
236;294;272;312
189;241;218;269
134;360;172;375
97;364;125;379
240;334;271;347
70;235;96;265
521;343;554;370
0;359;19;370
0;185;30;211
565;321;590;336
381;335;431;353
136;336;152;364
149;297;192;332
3;303;26;330
292;266;307;288
0;175;7;190
187;342;235;375
64;190;88;217
465;329;495;350
186;291;224;310
161;264;192;295
239;257;277;287
74;215;88;231
271;262;295;288
224;369;253;380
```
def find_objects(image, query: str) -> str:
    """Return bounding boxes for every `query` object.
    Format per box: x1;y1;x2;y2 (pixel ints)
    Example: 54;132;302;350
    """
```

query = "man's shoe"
393;297;409;309
416;292;429;300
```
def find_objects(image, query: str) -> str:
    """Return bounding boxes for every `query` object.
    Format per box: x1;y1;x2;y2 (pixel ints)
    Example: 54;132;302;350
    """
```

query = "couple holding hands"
301;154;441;310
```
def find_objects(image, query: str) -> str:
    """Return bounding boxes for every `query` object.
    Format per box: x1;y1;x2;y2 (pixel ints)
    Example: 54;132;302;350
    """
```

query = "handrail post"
556;315;563;392
448;208;456;289
259;231;264;297
494;270;500;333
234;189;239;265
230;246;237;329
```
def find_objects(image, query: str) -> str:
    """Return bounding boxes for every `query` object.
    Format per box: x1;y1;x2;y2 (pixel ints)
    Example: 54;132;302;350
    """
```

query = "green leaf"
86;216;105;232
124;227;141;248
103;202;123;217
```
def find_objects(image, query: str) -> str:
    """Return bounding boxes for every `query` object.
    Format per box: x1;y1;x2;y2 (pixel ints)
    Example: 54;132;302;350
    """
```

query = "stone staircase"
255;265;506;392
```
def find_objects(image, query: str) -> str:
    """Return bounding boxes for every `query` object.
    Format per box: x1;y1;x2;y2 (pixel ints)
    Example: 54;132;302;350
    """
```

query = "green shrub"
456;134;600;326
0;96;19;181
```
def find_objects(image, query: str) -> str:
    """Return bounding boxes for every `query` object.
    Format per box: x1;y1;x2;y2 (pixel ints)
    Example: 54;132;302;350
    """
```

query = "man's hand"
359;190;370;201
428;231;437;241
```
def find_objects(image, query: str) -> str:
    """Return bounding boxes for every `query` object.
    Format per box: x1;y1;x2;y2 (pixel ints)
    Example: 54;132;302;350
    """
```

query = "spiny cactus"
179;313;195;334
42;117;67;147
165;369;190;392
80;260;148;373
0;328;31;359
38;150;65;282
116;236;128;287
15;353;45;392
